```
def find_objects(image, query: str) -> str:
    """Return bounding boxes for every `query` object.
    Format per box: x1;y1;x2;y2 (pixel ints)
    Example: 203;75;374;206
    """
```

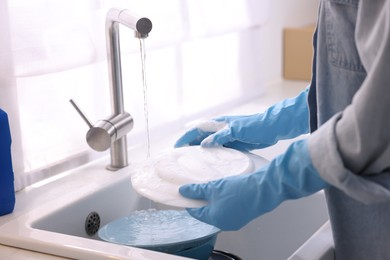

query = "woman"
176;0;390;258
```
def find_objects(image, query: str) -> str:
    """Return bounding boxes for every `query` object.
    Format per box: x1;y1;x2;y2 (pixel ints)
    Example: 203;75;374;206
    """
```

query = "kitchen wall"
3;0;320;188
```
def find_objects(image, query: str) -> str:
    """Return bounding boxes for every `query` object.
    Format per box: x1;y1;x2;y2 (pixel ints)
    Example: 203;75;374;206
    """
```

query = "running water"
139;38;151;159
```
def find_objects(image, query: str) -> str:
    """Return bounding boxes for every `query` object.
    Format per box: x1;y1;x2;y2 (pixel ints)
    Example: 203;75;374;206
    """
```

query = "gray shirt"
308;0;390;258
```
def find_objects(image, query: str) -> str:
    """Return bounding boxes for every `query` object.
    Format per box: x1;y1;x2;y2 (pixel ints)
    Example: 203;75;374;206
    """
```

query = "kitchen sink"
0;149;329;260
0;159;186;260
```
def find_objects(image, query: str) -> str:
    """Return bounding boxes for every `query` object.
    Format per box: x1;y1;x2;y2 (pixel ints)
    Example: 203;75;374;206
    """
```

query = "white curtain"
0;0;121;190
0;0;268;191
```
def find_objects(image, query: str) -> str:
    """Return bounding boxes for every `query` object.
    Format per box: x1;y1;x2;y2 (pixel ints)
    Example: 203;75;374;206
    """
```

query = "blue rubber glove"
175;88;310;151
179;140;329;231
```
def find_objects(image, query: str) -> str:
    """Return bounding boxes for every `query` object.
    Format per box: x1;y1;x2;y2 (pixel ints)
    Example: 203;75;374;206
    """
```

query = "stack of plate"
131;146;268;208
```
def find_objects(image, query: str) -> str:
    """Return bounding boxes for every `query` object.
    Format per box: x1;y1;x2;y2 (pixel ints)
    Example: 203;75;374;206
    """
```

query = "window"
0;0;268;190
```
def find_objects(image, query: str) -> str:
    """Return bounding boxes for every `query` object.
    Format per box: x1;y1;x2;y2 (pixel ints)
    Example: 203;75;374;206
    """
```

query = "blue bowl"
174;234;217;260
98;209;220;258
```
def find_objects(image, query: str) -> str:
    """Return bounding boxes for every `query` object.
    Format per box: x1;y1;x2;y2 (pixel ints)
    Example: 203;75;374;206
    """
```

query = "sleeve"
308;0;390;204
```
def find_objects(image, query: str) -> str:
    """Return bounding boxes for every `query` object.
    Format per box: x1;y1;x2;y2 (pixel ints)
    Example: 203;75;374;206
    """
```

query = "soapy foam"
195;120;226;132
154;147;253;184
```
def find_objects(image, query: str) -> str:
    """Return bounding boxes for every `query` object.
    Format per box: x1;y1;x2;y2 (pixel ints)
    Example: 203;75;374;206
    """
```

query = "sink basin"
31;173;151;240
0;159;187;260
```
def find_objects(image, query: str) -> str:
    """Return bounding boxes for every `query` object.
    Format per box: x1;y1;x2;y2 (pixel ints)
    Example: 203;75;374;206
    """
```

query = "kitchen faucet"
70;9;152;170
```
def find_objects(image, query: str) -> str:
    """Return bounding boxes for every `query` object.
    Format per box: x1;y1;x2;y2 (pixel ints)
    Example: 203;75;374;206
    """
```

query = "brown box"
283;25;315;81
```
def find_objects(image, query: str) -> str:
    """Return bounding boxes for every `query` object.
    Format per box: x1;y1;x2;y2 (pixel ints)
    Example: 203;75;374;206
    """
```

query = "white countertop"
0;80;307;259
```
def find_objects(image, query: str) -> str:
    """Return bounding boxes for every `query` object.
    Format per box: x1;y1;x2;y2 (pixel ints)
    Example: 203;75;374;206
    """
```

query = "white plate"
131;146;268;208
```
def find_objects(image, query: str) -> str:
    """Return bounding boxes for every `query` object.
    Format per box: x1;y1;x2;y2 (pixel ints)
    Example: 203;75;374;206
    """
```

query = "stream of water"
139;38;151;159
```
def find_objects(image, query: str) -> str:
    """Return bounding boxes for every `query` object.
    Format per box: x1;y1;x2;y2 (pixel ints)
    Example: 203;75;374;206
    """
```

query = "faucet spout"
107;9;153;39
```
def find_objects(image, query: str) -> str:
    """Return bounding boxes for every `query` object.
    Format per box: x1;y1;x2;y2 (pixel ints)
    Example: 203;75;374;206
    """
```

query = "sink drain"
85;211;101;236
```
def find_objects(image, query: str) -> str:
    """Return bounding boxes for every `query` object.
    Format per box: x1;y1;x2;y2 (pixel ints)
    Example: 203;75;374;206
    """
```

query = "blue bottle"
0;109;15;216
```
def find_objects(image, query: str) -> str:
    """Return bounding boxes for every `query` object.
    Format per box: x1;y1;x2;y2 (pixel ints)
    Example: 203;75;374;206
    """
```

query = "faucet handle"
69;99;134;152
69;99;93;128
